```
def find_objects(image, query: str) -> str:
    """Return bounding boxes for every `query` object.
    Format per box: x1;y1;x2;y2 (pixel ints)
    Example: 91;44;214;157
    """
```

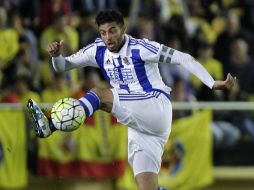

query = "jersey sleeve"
139;39;176;65
138;39;163;63
171;49;215;89
52;43;98;72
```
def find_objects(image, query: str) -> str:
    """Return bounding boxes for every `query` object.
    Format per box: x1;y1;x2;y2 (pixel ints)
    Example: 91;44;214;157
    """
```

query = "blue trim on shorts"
119;89;170;101
150;88;170;99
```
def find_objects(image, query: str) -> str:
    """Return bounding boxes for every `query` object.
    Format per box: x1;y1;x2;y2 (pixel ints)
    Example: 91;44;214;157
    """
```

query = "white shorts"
111;89;172;176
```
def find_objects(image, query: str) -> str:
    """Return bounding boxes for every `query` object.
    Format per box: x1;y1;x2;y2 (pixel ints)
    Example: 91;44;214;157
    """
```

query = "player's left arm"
170;49;236;90
140;40;236;91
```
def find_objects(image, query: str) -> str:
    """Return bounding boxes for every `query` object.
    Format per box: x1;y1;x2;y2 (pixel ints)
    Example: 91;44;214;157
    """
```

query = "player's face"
98;22;125;52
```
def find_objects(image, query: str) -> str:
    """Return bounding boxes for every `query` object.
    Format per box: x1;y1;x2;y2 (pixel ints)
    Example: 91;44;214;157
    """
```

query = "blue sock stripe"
87;91;100;105
79;99;90;116
78;91;101;117
85;92;100;111
85;94;100;111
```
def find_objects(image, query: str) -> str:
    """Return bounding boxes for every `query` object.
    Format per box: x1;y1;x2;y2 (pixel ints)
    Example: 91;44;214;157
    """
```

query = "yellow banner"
0;109;27;188
159;109;213;190
38;110;127;178
38;110;127;162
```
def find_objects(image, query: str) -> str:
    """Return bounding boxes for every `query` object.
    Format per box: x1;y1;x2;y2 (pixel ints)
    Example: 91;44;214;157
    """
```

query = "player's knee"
90;87;102;98
90;87;113;112
135;172;158;190
90;87;110;101
137;184;155;190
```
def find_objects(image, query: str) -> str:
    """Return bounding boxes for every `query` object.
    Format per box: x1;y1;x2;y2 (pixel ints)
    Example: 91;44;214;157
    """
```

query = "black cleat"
27;99;52;138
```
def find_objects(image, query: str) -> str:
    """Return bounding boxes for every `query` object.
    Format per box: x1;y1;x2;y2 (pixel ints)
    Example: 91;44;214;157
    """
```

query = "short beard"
114;35;125;52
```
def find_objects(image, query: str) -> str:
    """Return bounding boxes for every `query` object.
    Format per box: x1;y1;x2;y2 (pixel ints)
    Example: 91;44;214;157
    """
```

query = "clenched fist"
47;40;64;57
212;73;237;90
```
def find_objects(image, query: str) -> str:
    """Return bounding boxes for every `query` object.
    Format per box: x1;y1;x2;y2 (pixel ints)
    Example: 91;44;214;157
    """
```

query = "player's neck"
113;36;125;53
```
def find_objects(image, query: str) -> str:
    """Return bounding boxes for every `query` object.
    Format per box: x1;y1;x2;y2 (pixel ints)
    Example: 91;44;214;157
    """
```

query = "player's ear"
121;25;127;34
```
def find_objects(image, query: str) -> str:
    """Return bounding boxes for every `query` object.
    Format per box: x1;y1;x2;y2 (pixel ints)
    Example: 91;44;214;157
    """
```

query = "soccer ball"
51;98;85;131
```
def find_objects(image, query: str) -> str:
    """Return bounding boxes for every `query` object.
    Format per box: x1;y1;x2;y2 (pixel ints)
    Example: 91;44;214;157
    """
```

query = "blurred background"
0;0;254;189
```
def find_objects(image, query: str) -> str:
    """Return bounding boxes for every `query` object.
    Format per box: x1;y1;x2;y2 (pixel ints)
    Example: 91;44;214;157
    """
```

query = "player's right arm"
47;41;98;72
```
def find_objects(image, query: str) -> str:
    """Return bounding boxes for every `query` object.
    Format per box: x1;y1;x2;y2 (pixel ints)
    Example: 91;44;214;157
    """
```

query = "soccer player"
27;10;236;190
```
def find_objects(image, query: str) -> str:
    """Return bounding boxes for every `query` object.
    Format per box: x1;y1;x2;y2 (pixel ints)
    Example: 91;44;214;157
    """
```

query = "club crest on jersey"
123;57;130;65
106;59;111;64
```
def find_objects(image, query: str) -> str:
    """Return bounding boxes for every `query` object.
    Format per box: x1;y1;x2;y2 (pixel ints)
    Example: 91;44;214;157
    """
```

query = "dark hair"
95;10;124;27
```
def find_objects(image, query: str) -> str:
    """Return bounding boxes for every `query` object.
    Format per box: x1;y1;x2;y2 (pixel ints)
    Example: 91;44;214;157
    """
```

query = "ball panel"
51;98;85;131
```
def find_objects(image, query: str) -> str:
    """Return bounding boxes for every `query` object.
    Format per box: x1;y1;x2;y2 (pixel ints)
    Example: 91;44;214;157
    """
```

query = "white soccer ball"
51;98;85;131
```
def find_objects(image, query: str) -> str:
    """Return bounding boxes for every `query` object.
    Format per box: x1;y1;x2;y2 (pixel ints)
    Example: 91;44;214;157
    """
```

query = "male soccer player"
27;10;236;190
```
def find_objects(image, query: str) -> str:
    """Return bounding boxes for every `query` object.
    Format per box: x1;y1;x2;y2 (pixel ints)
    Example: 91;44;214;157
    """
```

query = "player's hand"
47;40;64;57
212;73;237;90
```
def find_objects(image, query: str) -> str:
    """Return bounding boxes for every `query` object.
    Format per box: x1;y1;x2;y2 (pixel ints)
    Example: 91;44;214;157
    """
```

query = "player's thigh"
135;172;158;190
110;89;172;136
124;95;172;135
90;87;113;112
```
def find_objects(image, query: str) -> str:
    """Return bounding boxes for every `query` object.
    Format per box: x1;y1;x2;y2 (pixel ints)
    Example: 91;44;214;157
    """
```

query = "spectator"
77;11;98;48
38;0;71;33
40;11;78;56
73;67;102;99
18;0;40;33
16;76;40;104
223;39;254;143
163;14;190;51
171;77;196;120
0;6;19;86
191;42;224;101
225;39;254;101
214;12;253;63
128;13;166;43
11;11;39;65
39;11;79;90
71;0;116;13
14;46;40;91
41;73;71;103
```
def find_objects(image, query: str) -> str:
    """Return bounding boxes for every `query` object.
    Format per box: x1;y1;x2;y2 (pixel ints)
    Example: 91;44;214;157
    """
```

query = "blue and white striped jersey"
53;34;215;93
64;34;173;92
